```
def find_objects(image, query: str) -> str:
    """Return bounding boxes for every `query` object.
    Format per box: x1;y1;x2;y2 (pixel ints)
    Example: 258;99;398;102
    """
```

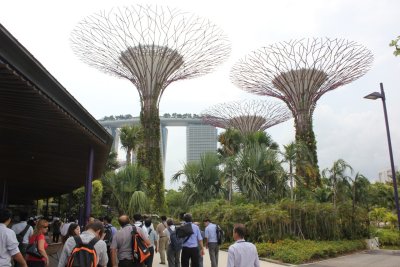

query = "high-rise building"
378;166;398;183
186;124;217;162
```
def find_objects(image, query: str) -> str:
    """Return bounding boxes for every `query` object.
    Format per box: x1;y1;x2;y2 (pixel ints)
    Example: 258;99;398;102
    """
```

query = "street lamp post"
364;82;400;231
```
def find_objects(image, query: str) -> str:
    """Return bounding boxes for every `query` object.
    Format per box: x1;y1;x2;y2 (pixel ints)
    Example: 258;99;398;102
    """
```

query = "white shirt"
11;221;33;244
227;239;260;267
0;223;20;267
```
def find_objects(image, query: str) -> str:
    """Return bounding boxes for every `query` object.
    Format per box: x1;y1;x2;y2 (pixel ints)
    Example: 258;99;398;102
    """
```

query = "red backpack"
66;236;98;267
131;226;150;263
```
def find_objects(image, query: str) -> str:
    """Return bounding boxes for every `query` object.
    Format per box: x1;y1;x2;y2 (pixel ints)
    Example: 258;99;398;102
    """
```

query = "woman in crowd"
26;218;49;267
61;223;80;244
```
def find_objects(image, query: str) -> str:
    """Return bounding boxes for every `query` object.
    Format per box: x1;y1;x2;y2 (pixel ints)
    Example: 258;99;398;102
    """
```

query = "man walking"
103;216;117;267
11;211;33;261
110;215;150;267
0;209;27;267
181;213;204;267
58;221;109;267
204;219;218;267
226;224;259;267
164;218;181;267
156;215;168;264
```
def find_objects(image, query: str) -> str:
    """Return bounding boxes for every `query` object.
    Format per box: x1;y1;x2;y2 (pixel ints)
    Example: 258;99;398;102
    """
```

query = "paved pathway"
297;250;400;267
151;248;286;267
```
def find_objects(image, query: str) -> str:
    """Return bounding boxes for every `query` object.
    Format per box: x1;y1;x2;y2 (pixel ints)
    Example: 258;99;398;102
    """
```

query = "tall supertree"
231;38;373;187
202;99;291;135
70;5;231;208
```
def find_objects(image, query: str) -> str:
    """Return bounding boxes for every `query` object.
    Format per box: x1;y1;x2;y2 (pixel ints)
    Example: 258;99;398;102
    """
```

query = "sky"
1;0;399;189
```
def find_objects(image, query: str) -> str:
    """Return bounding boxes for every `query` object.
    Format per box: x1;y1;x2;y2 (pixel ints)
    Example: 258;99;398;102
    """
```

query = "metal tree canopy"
202;100;291;135
70;5;231;109
70;5;231;207
231;38;373;187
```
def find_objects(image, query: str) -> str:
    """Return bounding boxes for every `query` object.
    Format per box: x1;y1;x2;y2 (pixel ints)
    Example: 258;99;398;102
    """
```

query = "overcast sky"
1;0;399;189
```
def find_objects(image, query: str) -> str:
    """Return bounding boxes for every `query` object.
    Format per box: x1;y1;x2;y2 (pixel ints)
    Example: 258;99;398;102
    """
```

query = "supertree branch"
71;5;231;109
70;5;231;208
201;100;292;135
230;38;373;187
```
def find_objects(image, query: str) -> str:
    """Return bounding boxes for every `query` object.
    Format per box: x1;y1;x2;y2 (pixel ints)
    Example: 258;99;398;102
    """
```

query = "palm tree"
281;141;312;201
119;125;142;165
218;128;242;201
102;164;149;215
172;152;223;205
322;159;353;208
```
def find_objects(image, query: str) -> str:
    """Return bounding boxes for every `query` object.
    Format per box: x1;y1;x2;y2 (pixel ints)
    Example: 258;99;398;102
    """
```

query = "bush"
372;228;400;247
254;239;366;264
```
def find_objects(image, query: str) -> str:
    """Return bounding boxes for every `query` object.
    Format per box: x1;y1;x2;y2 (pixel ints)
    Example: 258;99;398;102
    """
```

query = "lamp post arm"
380;82;400;231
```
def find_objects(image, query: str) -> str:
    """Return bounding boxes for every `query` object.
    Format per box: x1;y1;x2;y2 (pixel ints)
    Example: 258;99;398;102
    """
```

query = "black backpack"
103;225;113;246
216;224;224;245
168;228;183;252
175;223;194;238
66;236;99;267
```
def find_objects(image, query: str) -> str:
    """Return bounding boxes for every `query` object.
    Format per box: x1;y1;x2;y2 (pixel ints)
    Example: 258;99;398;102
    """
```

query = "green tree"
322;159;353;208
102;164;149;215
389;36;400;56
120;125;142;165
172;152;223;205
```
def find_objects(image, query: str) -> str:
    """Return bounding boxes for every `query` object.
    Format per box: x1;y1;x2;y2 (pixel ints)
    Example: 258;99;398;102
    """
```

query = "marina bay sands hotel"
99;115;218;170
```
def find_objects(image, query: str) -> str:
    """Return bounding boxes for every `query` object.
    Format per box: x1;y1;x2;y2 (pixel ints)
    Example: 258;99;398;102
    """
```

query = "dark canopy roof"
0;24;113;204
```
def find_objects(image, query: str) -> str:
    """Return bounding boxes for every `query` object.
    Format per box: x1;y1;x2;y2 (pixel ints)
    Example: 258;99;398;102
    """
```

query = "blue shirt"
182;223;202;248
205;223;218;243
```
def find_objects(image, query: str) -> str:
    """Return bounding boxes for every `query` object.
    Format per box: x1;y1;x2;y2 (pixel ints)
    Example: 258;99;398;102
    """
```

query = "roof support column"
84;146;94;226
1;179;7;208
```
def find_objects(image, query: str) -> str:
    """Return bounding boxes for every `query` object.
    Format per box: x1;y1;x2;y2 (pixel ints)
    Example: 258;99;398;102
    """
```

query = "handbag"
26;235;42;258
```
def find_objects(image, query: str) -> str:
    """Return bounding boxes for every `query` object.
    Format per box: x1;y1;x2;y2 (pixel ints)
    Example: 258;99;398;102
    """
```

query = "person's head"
118;215;130;227
68;216;76;223
85;221;105;239
67;223;80;237
233;224;246;241
183;213;192;223
35;219;49;235
166;218;174;226
144;218;152;228
19;211;29;221
203;218;211;227
103;215;112;224
0;208;12;225
133;213;142;222
161;215;167;221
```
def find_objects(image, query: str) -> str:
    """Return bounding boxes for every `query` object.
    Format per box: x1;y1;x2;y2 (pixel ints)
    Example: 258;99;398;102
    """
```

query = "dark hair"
166;218;174;226
0;209;12;223
203;218;211;223
86;221;105;236
62;223;79;244
233;224;246;238
133;213;142;222
144;218;152;228
183;213;192;222
19;211;29;221
103;216;112;224
161;215;167;221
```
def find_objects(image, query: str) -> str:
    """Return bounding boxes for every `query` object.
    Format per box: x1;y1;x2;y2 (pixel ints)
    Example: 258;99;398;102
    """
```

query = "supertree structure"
231;38;373;187
71;5;231;207
202;99;291;135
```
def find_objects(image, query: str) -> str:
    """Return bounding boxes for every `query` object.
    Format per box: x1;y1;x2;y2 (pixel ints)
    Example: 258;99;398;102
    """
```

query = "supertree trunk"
294;111;319;187
137;104;164;208
70;5;231;208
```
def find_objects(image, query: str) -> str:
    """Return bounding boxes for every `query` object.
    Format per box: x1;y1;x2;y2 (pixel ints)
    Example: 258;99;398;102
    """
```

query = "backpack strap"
73;236;83;247
87;237;99;249
18;225;30;241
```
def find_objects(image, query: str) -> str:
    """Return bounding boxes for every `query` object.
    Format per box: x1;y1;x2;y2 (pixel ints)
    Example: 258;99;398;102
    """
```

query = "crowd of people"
0;208;260;267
